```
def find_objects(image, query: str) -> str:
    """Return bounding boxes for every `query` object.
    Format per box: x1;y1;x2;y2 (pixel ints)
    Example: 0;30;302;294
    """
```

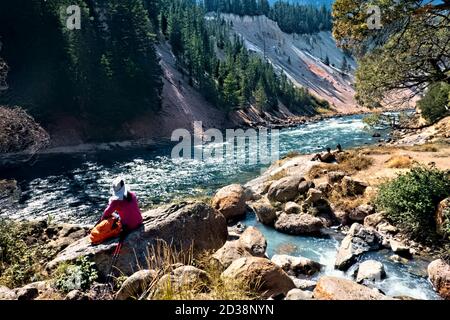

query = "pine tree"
158;0;329;114
223;70;240;108
254;80;268;111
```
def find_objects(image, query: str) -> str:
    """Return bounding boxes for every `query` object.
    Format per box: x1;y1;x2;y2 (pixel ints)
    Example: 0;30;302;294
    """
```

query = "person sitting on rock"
311;147;337;163
101;177;143;233
335;144;343;153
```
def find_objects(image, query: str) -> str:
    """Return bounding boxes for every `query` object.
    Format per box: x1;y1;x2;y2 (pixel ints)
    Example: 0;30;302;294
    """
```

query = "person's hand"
112;217;120;230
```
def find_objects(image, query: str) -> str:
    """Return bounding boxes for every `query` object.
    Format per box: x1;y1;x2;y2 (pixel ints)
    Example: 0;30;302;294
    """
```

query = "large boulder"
298;181;315;196
356;260;386;283
335;223;383;270
377;222;399;235
284;202;302;214
212;184;247;220
212;240;253;269
47;201;228;277
115;269;158;300
313;276;388;300
14;286;39;301
213;227;266;268
285;288;313;300
250;199;277;225
304;188;323;205
291;278;317;291
221;257;295;298
428;259;450;300
341;177;368;197
364;212;385;228
212;227;267;269
239;226;267;257
155;266;210;296
350;205;375;222
333;210;350;226
267;175;305;203
389;240;411;257
274;213;323;235
65;290;91;301
271;254;322;277
436;198;450;238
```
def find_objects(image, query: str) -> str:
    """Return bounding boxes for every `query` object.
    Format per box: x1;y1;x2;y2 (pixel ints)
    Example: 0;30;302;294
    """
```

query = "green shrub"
0;219;52;288
376;166;450;242
54;256;98;293
443;205;450;239
418;82;450;124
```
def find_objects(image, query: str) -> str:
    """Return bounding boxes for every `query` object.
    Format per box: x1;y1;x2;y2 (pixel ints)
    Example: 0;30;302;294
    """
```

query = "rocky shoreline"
1;118;449;301
1;150;449;300
0;109;405;166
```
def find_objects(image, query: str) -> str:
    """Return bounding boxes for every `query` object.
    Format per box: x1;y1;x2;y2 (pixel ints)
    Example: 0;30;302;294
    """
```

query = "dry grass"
266;169;288;182
328;184;377;212
193;253;258;300
144;240;195;273
360;146;397;155
400;140;450;153
385;155;414;169
139;241;256;300
308;151;374;179
405;144;439;153
328;189;367;212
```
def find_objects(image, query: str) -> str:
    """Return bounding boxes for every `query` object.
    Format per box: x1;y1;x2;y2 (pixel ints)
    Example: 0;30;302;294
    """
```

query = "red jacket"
102;192;143;230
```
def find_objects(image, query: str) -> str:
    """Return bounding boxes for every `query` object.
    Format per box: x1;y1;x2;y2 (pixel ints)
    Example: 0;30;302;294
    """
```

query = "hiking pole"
103;229;127;296
101;240;123;298
105;240;123;286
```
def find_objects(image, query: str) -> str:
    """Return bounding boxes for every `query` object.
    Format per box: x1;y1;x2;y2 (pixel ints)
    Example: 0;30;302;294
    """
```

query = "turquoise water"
0;113;440;299
243;216;439;299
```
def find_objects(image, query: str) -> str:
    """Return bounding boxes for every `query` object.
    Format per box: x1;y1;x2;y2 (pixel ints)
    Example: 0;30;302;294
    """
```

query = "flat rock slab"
275;213;324;235
314;276;390;300
47;202;227;277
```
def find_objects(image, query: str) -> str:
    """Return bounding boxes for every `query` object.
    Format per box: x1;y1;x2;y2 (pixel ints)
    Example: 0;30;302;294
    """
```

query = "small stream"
244;217;438;299
0;114;440;299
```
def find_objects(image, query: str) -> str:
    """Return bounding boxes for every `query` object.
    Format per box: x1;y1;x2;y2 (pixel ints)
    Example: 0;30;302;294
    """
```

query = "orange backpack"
90;217;122;245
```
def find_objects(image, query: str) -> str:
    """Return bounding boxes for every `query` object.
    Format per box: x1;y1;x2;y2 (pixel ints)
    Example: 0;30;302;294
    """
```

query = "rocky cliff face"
217;14;360;113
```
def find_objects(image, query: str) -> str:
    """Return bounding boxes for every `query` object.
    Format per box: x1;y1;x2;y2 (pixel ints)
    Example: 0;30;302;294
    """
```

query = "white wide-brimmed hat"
110;177;128;201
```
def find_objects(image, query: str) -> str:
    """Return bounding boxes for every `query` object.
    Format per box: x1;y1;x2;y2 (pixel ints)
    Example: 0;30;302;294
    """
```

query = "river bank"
1;116;449;300
0;108;411;163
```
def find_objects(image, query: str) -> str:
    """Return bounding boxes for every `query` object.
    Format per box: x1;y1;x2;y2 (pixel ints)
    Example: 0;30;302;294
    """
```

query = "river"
0;114;440;299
